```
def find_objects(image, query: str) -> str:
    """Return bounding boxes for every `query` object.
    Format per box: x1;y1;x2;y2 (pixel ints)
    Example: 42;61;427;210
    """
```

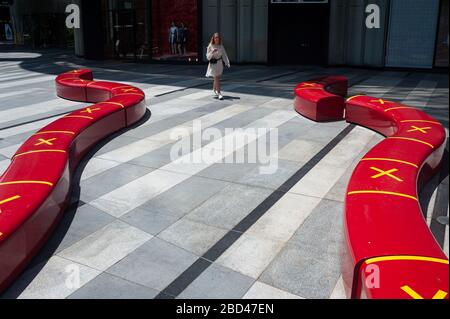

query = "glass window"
151;0;199;62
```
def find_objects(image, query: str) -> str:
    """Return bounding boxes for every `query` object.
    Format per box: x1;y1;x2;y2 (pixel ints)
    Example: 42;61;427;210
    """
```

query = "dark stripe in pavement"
155;124;355;299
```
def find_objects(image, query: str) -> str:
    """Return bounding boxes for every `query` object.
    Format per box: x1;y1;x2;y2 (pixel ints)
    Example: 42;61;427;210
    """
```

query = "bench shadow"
419;144;449;248
0;109;152;299
222;95;241;101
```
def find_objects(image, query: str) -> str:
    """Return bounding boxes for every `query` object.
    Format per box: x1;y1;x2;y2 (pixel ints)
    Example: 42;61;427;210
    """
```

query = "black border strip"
155;123;355;299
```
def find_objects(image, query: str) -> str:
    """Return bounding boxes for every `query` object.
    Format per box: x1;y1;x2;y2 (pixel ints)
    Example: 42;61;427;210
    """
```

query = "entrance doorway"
268;2;330;65
0;4;13;43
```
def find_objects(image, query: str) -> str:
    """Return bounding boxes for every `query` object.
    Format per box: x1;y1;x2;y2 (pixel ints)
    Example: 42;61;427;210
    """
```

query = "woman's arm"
222;46;231;67
206;45;215;60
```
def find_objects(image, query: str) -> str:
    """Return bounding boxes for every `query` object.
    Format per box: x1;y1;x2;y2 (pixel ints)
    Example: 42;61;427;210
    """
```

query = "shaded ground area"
0;49;448;299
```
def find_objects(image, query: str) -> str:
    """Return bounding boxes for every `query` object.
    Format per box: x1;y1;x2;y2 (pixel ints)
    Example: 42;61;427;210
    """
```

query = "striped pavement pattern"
0;53;448;299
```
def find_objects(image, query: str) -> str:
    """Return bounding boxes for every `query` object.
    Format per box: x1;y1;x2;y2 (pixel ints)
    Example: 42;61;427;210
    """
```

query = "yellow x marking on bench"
370;167;403;182
401;286;448;299
370;99;388;105
407;126;431;134
0;195;21;206
300;83;316;87
35;138;57;146
120;88;138;93
80;107;101;114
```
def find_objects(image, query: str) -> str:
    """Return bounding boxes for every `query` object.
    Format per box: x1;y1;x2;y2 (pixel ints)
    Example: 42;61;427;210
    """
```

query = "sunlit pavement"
0;49;448;299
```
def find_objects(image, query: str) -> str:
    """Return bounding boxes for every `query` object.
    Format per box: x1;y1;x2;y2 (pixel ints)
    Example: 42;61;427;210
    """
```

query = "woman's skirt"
206;61;224;78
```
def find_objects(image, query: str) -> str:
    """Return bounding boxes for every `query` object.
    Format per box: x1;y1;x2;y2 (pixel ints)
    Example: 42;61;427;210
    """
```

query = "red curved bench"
0;69;146;292
294;76;347;122
343;95;448;299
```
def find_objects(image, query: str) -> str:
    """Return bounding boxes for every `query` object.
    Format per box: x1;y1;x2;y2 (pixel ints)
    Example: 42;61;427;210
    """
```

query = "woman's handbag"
209;56;222;64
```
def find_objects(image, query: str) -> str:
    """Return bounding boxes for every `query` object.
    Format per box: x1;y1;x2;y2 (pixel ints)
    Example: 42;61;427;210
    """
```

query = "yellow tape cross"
300;83;316;87
80;107;101;114
120;88;138;93
370;99;389;105
407;126;431;134
370;167;403;182
401;286;448;299
35;138;57;146
0;195;21;206
64;115;93;120
113;93;144;97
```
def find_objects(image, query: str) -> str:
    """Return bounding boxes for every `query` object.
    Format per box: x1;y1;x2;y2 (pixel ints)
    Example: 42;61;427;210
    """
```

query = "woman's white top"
205;44;230;78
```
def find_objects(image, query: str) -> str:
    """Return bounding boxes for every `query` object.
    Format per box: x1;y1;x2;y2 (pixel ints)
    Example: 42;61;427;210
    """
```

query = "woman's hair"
209;32;221;46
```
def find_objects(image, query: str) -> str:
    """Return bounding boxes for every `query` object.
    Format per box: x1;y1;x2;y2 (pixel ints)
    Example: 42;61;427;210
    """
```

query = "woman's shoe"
218;93;224;100
213;90;219;97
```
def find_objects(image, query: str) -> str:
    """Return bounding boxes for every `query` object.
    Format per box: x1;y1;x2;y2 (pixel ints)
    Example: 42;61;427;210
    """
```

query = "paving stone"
178;263;254;299
68;273;159;299
106;237;198;291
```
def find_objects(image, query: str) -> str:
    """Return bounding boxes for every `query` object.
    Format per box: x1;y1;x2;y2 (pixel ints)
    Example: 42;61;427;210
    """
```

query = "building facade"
3;0;449;69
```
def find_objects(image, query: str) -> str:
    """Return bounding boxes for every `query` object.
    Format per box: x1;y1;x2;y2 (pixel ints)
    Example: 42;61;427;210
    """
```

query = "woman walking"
206;32;230;100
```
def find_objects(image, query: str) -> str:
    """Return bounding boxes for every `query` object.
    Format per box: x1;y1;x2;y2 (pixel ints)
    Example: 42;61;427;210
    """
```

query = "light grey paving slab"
1;256;101;299
88;168;190;218
258;199;344;299
137;175;230;218
216;193;321;279
207;107;275;131
92;135;143;157
276;139;326;163
187;184;273;230
259;242;341;299
178;263;254;299
236;159;303;190
68;273;159;299
128;142;178;169
243;281;303;299
106;237;197;291
80;163;154;202
58;220;152;271
53;204;116;254
0;159;10;175
329;276;347;299
80;157;122;181
289;199;344;258
120;206;181;236
124;103;224;139
300;123;351;144
197;161;259;184
158;218;228;256
216;234;285;280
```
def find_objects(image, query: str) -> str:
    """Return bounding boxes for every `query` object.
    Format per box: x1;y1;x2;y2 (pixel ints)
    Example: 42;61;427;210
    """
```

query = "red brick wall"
151;0;198;56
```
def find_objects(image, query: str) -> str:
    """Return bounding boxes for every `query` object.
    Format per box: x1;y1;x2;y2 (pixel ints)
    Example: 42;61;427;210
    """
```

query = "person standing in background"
168;22;178;55
206;32;230;100
178;23;188;55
